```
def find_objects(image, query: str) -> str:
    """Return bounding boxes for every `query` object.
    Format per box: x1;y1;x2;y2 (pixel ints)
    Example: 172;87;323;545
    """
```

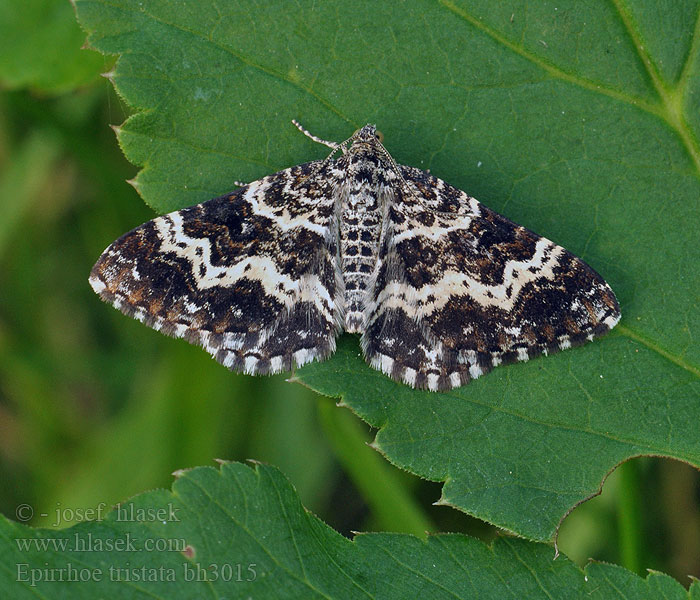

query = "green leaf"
0;0;104;93
73;0;700;542
0;462;695;599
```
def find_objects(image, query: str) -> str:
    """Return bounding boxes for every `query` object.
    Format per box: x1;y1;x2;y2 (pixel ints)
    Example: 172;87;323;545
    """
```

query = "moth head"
352;124;383;144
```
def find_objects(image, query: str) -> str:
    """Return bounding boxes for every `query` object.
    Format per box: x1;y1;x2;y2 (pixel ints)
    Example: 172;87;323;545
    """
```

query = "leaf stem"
616;460;643;575
316;397;435;538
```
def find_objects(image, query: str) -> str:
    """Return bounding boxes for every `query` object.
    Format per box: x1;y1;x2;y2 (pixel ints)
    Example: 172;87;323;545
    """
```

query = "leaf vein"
99;0;354;128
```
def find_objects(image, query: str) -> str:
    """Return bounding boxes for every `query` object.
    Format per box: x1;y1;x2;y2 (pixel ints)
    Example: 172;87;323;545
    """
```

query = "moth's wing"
90;161;343;375
362;166;620;391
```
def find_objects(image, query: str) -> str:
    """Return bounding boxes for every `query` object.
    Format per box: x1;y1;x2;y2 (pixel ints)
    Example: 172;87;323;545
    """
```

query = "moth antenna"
291;119;339;150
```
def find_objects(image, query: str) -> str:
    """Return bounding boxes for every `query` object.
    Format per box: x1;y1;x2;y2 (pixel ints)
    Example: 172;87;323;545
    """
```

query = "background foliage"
0;0;698;596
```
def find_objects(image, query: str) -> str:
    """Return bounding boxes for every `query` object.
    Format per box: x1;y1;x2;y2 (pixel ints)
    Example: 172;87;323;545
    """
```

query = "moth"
90;122;620;391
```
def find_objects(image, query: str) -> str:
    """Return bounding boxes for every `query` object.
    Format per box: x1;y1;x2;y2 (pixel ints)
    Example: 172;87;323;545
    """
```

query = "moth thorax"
340;195;382;333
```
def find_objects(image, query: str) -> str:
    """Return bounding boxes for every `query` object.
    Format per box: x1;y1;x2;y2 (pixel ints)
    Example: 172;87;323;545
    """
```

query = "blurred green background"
0;0;698;586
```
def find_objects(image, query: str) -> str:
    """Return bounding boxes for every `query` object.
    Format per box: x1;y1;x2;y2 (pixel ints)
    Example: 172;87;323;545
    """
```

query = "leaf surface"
74;0;700;540
1;462;695;599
